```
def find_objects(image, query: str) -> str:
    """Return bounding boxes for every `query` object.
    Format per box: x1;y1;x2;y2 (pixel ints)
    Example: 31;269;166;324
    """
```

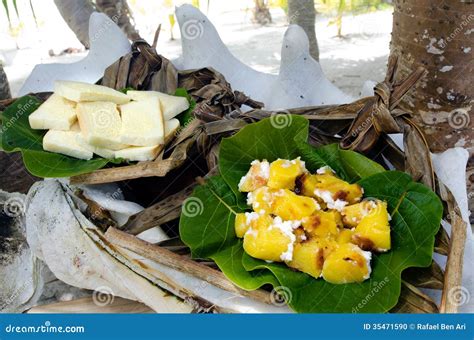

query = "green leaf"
1;96;110;178
243;171;442;313
2;0;11;25
174;88;196;126
180;115;443;313
179;176;279;290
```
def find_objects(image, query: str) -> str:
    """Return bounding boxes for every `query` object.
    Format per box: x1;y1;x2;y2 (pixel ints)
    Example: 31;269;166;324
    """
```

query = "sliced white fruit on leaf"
28;94;77;130
77;101;127;151
119;97;165;146
43;130;93;160
55;80;130;104
127;90;189;120
114;145;161;162
75;133;116;159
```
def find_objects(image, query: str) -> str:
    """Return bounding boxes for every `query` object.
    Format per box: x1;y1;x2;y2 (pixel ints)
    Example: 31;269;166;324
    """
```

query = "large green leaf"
180;115;443;313
1;96;109;177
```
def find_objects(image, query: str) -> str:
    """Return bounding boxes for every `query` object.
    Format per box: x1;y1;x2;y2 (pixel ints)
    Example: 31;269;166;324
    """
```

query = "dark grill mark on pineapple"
334;190;348;201
316;249;325;269
294;174;307;195
352;235;375;252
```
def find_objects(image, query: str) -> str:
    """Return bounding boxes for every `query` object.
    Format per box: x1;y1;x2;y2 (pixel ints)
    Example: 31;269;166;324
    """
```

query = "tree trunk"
252;0;272;26
389;0;474;218
54;0;95;48
54;0;141;49
288;0;319;61
95;0;141;41
0;64;11;100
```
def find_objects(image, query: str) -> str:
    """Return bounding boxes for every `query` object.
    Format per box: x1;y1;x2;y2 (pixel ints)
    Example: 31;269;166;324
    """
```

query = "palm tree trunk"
0;64;11;100
54;0;95;48
54;0;141;49
389;0;474;218
252;0;272;25
288;0;319;61
95;0;141;41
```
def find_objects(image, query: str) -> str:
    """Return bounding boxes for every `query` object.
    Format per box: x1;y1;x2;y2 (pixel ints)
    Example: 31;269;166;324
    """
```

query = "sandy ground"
0;1;393;98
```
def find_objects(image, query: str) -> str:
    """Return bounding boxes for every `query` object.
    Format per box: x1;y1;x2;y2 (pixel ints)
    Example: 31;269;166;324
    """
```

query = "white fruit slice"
43;130;93;160
28;94;77;130
75;133;116;159
114;145;161;162
164;118;180;141
119;97;165;146
127;90;189;120
55;80;130;104
76;101;127;150
114;119;180;162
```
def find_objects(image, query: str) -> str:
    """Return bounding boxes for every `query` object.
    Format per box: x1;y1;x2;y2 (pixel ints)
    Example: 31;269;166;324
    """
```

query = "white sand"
0;1;392;98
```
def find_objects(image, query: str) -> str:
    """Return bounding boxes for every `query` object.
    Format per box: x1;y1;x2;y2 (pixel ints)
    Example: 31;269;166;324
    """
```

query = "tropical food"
234;158;391;284
28;81;188;161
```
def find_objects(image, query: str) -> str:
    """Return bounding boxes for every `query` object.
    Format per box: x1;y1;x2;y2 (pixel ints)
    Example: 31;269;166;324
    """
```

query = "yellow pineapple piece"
238;160;270;192
267;158;306;190
337;228;354;244
287;239;324;278
341;200;378;228
322;243;371;284
247;186;276;215
301;210;341;238
272;189;319;221
299;173;363;209
243;215;298;262
353;201;391;252
234;213;249;238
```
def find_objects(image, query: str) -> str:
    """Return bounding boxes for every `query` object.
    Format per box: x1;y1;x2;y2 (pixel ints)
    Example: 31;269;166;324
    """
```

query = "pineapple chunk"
322;243;371;284
29;94;77;130
246;186;276;215
55;80;130;104
76;101;127;150
341;200;378;228
243;215;299;262
119;97;165;146
234;213;249;238
337;228;354;244
302;210;342;238
299;173;363;210
288;239;324;278
353;200;391;252
272;189;319;221
238;160;270;192
267;158;306;190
